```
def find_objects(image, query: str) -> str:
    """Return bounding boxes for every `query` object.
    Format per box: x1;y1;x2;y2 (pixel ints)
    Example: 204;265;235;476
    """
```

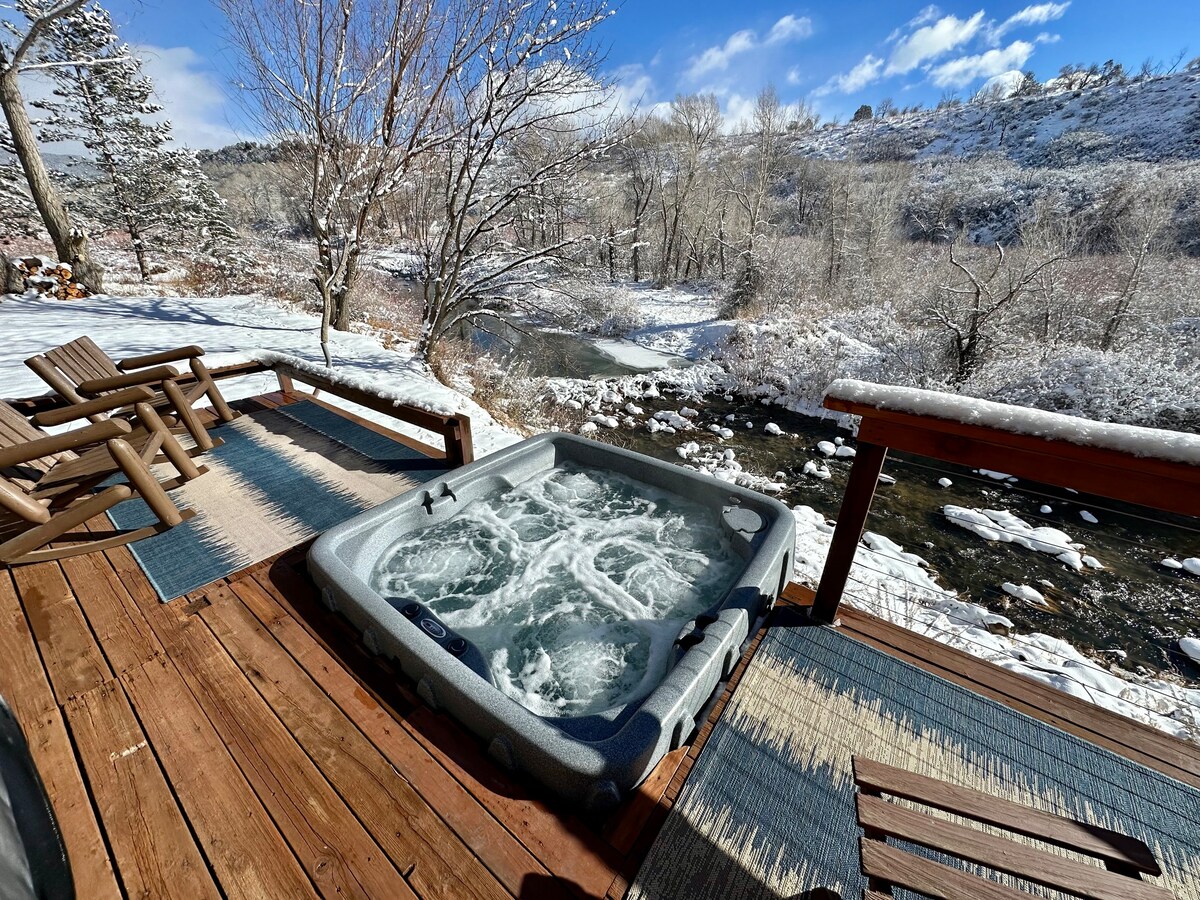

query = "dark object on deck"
25;336;236;453
0;696;74;899
853;755;1173;899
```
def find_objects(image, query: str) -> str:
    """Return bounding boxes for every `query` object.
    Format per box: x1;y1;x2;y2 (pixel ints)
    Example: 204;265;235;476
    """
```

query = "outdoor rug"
629;620;1200;900
108;400;448;601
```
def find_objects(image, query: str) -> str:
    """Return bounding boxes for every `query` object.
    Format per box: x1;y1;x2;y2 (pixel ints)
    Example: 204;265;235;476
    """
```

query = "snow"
937;477;953;488
1182;638;1200;665
790;506;1199;739
1039;505;1053;514
0;294;520;458
825;379;1200;466
816;440;836;457
764;422;782;435
1162;558;1184;570
591;339;687;370
1079;510;1099;524
943;505;1097;571
1002;583;1046;606
1185;559;1200;577
834;445;856;459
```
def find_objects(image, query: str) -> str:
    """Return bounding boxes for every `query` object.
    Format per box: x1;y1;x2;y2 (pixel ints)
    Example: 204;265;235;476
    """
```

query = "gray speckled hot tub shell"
308;433;795;812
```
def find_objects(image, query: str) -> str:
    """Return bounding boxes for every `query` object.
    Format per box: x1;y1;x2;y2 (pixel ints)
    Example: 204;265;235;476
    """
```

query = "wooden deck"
2;391;1199;899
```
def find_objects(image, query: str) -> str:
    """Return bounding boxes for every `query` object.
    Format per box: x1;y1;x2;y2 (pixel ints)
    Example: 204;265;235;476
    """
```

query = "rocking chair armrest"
118;345;205;371
0;419;131;468
33;386;156;426
77;366;180;396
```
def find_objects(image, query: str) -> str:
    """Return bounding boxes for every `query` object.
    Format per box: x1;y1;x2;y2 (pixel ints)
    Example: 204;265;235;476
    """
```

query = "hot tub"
308;433;795;811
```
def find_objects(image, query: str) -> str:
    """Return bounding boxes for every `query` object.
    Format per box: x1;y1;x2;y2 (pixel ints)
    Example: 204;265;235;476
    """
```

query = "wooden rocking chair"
25;335;237;454
0;387;203;565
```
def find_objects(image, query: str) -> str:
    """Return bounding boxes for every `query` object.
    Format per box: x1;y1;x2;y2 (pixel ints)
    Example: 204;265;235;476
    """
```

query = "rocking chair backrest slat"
0;403;63;475
45;336;121;386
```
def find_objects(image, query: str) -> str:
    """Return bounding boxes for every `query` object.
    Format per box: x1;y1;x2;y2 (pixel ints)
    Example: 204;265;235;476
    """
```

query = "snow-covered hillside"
792;69;1200;165
0;293;520;457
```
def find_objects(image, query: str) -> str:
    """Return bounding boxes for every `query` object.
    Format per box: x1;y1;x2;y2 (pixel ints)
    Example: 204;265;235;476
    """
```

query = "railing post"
811;441;888;624
444;416;474;468
275;369;295;394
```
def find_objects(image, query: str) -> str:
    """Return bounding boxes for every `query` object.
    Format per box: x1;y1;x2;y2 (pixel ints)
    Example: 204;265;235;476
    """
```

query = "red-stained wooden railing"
811;391;1200;624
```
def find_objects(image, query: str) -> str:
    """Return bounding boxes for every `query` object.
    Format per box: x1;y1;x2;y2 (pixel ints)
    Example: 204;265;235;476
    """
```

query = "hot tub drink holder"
309;433;796;812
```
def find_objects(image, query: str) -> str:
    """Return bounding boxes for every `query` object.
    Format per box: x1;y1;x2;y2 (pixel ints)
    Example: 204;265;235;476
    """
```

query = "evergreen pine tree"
32;5;234;280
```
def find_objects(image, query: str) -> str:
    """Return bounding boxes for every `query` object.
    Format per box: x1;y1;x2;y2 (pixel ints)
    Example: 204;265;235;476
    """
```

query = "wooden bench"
852;756;1173;900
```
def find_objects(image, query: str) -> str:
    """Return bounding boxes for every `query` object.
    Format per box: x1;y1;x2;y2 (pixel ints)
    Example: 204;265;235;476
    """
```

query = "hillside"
791;69;1200;166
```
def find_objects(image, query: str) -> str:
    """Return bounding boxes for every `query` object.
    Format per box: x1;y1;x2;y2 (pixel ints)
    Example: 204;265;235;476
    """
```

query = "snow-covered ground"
0;293;521;457
616;284;733;360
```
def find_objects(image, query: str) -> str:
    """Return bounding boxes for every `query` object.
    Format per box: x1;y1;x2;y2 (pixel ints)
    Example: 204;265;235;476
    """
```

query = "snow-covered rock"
1002;583;1047;606
764;422;783;436
1080;510;1099;524
1181;637;1200;665
802;461;832;480
1039;505;1053;514
937;477;953;488
816;440;836;456
1161;558;1184;570
834;445;857;459
1183;558;1200;577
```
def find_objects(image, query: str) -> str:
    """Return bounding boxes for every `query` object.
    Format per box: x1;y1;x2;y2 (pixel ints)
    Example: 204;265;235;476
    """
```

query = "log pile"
16;257;89;300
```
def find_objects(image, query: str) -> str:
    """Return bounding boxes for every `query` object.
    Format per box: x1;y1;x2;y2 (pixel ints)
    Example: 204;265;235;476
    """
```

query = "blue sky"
100;0;1200;145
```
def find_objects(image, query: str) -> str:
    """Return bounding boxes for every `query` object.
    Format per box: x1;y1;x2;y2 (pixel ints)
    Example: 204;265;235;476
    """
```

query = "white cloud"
766;14;814;45
611;64;655;115
1035;31;1061;44
814;54;884;96
687;29;756;79
137;45;247;149
685;14;813;80
786;66;802;86
929;40;1035;87
992;2;1070;40
885;11;986;75
723;93;758;131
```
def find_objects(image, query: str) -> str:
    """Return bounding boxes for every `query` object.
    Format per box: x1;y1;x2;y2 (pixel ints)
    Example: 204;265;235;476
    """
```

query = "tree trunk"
0;70;102;291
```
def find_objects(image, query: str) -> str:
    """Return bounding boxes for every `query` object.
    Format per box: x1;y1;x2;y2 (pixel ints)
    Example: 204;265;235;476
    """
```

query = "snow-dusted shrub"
717;318;885;414
577;287;646;336
988;346;1200;431
1035;129;1119;168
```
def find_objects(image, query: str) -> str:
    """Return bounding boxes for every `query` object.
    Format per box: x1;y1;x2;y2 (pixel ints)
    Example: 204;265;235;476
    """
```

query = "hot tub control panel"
390;599;492;682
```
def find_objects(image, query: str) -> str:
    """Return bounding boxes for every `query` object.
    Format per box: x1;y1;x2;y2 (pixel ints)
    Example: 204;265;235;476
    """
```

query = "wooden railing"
811;385;1200;624
5;358;475;470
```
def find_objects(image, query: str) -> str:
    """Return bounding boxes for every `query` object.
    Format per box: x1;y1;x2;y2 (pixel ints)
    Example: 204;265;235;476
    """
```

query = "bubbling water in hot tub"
370;464;744;718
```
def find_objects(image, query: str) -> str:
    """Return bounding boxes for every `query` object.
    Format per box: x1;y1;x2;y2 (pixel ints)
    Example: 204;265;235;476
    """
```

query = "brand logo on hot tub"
420;618;447;639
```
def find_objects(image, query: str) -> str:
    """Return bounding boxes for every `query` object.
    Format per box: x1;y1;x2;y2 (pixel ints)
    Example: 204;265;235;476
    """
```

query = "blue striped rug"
108;401;448;602
630;623;1200;899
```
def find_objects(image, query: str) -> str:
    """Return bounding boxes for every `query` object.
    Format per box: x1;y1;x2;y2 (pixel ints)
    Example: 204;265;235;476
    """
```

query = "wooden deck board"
1;393;1197;900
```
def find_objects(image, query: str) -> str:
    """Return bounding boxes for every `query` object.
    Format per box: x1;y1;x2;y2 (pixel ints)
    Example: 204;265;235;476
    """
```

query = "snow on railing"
826;378;1200;466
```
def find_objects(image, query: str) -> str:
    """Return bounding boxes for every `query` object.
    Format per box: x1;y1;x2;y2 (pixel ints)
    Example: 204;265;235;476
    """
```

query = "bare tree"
654;94;721;284
411;3;615;362
931;241;1064;384
1100;185;1176;351
0;0;105;289
722;86;789;308
221;0;498;363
